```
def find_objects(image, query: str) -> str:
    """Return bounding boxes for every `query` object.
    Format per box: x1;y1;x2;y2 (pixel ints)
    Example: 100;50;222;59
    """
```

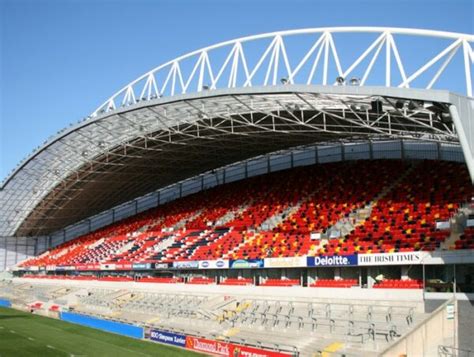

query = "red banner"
184;336;292;357
185;336;230;356
230;344;292;357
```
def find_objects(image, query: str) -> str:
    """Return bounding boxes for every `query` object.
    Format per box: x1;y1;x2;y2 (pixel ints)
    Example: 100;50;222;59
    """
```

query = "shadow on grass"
0;315;28;320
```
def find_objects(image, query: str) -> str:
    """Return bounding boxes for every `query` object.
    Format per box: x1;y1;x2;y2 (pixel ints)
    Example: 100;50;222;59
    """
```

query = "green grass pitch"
0;307;201;357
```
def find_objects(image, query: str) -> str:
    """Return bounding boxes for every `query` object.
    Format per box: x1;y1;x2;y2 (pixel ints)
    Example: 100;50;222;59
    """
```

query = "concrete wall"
458;299;474;351
381;299;456;356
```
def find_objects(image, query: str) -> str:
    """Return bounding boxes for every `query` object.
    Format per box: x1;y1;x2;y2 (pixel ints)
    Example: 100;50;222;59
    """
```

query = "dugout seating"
220;278;253;285
188;276;215;284
260;278;300;287
310;279;358;288
374;279;423;289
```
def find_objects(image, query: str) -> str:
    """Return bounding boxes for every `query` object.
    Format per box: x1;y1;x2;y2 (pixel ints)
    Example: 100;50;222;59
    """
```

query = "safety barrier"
60;312;143;339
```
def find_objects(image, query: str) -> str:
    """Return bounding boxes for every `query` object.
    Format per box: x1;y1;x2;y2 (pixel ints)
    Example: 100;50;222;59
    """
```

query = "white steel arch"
92;27;474;117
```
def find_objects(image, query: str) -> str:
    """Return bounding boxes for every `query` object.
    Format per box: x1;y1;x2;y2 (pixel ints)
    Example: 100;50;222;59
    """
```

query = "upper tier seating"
319;161;471;255
19;160;472;269
453;227;474;250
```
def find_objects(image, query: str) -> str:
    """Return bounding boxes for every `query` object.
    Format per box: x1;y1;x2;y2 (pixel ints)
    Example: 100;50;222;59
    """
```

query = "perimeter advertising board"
185;336;230;356
154;263;170;269
230;259;264;269
132;263;152;270
184;336;292;357
307;255;358;267
198;260;229;269
358;252;427;266
150;329;186;347
100;264;116;271
264;257;306;268
173;261;199;269
230;344;292;357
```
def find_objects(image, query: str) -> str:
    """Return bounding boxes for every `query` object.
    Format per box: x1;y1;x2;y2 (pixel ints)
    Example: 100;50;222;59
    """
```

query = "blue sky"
0;0;473;181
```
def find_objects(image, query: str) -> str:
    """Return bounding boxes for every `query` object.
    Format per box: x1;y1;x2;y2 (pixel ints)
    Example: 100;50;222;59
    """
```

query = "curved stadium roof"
1;27;473;237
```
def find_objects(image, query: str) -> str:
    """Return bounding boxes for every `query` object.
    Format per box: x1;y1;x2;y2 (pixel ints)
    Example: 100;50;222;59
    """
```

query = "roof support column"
449;103;474;183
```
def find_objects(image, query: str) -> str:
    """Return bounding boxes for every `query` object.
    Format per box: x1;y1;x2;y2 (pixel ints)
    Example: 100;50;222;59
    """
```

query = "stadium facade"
0;27;474;356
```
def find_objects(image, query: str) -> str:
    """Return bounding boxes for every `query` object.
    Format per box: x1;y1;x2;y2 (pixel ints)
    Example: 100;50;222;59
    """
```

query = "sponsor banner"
185;336;230;356
230;259;264;269
46;265;56;271
76;264;88;271
230;344;292;357
26;266;40;271
115;263;133;270
173;261;199;269
85;264;100;271
154;263;170;269
198;260;229;269
100;264;116;271
307;255;358;267
64;266;75;271
358;252;427;266
150;329;186;347
264;257;306;268
132;263;152;270
55;266;66;271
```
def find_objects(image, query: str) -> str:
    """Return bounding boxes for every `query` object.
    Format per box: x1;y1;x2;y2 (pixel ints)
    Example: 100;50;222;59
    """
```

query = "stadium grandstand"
1;27;474;356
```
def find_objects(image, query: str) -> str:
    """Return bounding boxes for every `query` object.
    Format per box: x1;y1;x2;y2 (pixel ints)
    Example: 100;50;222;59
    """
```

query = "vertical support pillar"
369;140;374;160
244;161;248;179
14;237;18;265
315;146;319;164
3;237;7;271
401;266;409;280
267;155;271;173
290;152;294;168
341;142;345;161
400;139;405;160
33;237;38;256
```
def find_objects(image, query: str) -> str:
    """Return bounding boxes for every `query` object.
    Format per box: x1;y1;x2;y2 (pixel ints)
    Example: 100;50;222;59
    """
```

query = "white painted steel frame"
91;27;474;117
1;27;473;239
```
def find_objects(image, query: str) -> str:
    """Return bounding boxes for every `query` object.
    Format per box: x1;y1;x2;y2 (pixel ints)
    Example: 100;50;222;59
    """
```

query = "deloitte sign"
307;255;358;267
